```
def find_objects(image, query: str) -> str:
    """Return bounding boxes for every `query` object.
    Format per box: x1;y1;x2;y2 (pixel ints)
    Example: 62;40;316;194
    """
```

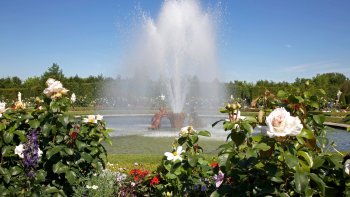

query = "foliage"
0;79;111;196
144;127;215;196
211;84;349;196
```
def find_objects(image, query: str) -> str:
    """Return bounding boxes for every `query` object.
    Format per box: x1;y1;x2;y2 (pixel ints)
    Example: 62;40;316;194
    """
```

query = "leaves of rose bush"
0;80;111;196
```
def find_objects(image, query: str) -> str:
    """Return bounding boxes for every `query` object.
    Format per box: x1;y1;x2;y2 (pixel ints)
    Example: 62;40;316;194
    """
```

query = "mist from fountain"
122;0;220;113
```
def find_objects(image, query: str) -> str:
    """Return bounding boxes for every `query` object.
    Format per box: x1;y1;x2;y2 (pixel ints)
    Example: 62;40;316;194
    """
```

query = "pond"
104;115;350;152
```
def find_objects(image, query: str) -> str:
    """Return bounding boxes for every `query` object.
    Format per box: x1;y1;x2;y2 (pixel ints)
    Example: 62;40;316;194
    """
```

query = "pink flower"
213;170;224;188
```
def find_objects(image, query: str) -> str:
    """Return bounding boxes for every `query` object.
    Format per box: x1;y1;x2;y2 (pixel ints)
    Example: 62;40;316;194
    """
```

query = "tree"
41;63;65;82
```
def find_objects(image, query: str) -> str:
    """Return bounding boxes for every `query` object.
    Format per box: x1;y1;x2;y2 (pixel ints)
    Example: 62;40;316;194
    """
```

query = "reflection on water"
104;115;350;151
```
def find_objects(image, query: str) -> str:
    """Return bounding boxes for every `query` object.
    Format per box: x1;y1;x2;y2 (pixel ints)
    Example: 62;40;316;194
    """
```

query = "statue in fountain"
149;107;167;130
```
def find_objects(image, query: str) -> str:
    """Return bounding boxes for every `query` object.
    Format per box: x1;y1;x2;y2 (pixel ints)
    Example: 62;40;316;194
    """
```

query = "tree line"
0;63;349;108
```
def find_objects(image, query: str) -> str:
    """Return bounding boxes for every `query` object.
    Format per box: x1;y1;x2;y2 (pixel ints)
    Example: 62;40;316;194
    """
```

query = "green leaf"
198;130;211;137
312;157;325;169
231;131;246;147
166;172;177;180
313;115;325;125
14;130;26;142
65;170;77;184
58;116;70;127
310;101;319;109
298;151;313;167
297;129;315;139
244;116;258;123
10;166;22;176
309;173;325;196
53;162;69;174
271;177;283;183
46;146;63;159
253;143;271;151
277;90;287;98
242;122;253;134
75;140;87;150
178;137;186;145
3;132;14;144
212;119;225;127
28;120;40;128
251;135;263;142
64;148;74;155
294;172;309;194
2;146;12;156
188;156;198;167
36;170;46;182
44;187;60;194
285;152;298;169
189;135;199;144
81;152;93;162
279;193;290;197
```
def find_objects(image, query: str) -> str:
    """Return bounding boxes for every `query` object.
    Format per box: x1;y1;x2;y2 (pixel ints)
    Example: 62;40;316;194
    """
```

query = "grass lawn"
104;135;223;171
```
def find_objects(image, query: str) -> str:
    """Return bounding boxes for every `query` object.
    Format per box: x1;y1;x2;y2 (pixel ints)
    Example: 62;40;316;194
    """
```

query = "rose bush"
0;78;111;196
210;86;348;196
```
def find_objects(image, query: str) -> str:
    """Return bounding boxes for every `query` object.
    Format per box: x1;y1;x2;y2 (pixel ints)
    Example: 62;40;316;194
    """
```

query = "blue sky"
0;0;349;83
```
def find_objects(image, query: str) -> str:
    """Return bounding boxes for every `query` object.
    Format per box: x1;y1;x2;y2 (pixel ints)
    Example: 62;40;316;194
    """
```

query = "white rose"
46;78;56;86
179;126;195;136
96;115;103;121
71;93;76;103
83;115;98;124
265;107;303;137
0;102;6;114
345;159;350;175
15;144;24;158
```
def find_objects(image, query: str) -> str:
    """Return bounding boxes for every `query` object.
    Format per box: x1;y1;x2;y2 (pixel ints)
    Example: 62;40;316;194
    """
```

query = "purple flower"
201;185;207;192
23;129;42;177
213;170;224;188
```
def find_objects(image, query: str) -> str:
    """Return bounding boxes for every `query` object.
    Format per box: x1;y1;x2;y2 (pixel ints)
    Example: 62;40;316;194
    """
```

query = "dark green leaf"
231;131;246;147
309;173;325;196
46;146;63;159
212;119;225;127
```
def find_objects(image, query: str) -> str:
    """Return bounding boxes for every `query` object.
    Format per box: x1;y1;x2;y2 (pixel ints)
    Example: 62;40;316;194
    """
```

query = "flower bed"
1;80;350;196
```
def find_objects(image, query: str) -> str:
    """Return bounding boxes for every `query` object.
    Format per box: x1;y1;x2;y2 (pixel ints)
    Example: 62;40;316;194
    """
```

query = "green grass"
104;135;223;155
104;136;222;171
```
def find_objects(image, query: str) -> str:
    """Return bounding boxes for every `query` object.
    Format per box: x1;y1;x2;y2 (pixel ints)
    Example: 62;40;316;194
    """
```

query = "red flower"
150;176;160;186
69;131;78;140
211;161;218;168
282;99;289;104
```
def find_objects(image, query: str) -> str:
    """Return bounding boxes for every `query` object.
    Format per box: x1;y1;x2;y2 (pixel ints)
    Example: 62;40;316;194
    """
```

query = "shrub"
211;87;349;196
0;78;111;196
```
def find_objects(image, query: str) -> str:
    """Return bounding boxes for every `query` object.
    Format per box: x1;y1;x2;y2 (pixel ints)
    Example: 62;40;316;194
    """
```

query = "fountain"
121;0;220;129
